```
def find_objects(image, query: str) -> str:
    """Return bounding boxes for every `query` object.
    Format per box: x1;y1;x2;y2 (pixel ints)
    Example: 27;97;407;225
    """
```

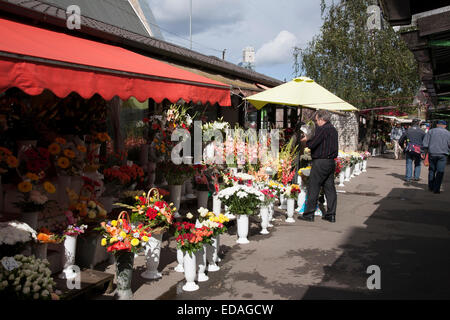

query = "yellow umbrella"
245;77;358;111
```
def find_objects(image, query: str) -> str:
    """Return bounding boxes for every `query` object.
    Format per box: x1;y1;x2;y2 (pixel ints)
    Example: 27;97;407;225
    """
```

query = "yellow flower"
101;238;107;246
142;236;149;242
110;237;118;244
131;238;139;246
43;181;56;194
6;156;18;168
119;231;127;239
18;181;32;193
63;149;76;159
77;145;87;153
57;157;70;169
55;137;66;145
111;220;118;227
26;172;39;181
48;143;61;155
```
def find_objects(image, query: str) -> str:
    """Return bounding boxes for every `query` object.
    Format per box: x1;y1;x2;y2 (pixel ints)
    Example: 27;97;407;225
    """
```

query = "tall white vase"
345;166;351;181
175;248;184;272
339;171;345;187
355;163;361;176
236;214;250;244
279;194;287;210
260;206;269;234
197;190;209;209
59;235;78;280
141;233;163;280
195;246;209;282
268;203;274;227
362;160;367;172
213;194;221;216
206;236;220;272
169;185;182;218
372;148;376;157
182;252;199;291
286;198;295;223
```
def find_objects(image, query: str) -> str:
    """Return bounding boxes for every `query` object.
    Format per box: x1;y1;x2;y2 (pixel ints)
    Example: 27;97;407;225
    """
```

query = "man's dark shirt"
306;122;339;159
398;126;425;148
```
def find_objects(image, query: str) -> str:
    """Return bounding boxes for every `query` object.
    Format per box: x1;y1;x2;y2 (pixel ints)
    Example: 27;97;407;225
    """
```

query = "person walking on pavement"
299;110;338;223
422;120;450;194
390;123;404;160
399;119;425;183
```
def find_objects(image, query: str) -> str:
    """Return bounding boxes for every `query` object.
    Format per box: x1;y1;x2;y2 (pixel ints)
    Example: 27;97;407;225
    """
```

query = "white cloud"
255;30;298;67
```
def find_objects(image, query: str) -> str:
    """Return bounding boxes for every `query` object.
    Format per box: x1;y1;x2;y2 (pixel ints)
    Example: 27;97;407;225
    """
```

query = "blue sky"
146;0;329;82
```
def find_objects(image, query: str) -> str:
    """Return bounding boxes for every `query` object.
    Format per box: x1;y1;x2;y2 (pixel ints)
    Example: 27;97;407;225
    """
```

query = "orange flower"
63;149;76;159
26;172;39;181
55;137;67;145
77;145;87;153
48;143;61;155
18;181;32;193
57;157;70;169
6;155;18;168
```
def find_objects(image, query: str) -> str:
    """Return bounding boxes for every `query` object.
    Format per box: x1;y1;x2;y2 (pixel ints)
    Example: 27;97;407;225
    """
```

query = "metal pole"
190;0;192;50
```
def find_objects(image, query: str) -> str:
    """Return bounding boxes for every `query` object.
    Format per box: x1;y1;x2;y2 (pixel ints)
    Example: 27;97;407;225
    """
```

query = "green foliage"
293;0;420;111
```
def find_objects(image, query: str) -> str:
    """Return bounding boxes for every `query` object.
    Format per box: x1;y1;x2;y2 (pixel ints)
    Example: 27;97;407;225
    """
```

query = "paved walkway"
95;156;450;300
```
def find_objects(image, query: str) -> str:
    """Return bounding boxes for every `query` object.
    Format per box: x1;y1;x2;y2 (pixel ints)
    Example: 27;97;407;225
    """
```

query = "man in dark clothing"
399;119;425;182
422;120;450;193
299;110;338;223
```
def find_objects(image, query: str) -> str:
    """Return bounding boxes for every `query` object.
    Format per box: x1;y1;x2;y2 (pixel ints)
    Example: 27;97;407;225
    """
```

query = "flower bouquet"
0;146;18;175
260;188;277;206
48;137;86;176
217;184;264;216
193;164;210;191
195;207;229;236
16;145;51;177
66;184;107;224
285;184;301;200
298;166;312;187
0;221;37;257
175;225;214;255
0;254;58;300
334;158;344;177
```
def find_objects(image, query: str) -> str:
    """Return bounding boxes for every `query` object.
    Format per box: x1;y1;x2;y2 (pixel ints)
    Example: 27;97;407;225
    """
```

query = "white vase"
286;198;296;223
206;236;220;272
20;211;39;230
141;233;163;280
260;206;269;234
185;179;196;199
182;251;199;291
57;175;72;208
175;248;184;272
197;190;209;209
224;205;236;220
169;185;182;218
355;163;361;176
213;194;221;216
297;189;307;211
339;171;345;187
59;235;78;280
268;203;274;227
345;166;351;181
195;246;209;282
362;160;367;172
279;194;287;210
372;148;376;157
236;214;250;244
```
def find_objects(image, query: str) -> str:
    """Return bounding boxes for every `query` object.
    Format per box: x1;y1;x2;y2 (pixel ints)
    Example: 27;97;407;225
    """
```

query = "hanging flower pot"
174;248;184;272
169;185;182;218
195;245;209;282
339;171;345;187
197;190;209;209
260;206;270;234
206;236;220;272
236;214;250;244
182;251;199;291
58;235;78;280
114;251;135;300
141;233;164;280
286;198;296;223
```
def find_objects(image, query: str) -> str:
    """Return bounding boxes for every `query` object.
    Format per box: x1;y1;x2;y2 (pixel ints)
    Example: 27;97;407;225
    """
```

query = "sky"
145;0;331;82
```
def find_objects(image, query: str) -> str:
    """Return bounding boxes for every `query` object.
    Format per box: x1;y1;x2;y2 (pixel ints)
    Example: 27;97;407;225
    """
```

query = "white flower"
29;190;48;205
198;207;209;217
22;286;31;295
186;212;193;219
15;285;21;292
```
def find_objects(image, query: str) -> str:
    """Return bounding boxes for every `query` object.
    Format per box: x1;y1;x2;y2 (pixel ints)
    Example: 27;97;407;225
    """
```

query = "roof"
0;0;283;88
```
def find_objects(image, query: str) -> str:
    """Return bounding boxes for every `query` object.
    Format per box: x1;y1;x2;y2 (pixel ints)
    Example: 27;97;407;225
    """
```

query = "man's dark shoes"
298;214;314;222
322;214;336;223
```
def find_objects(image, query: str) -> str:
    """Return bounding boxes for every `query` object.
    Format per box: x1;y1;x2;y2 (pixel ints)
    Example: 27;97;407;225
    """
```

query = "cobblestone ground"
94;156;450;300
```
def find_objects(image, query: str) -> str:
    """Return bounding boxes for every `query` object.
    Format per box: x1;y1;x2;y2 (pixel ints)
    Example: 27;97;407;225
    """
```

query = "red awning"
0;18;231;106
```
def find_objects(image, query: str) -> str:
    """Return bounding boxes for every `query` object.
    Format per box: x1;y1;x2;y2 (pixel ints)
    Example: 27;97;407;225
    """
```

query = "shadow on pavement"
301;185;450;299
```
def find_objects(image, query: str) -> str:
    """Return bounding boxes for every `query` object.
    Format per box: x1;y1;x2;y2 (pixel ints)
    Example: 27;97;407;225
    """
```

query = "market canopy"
245;77;358;111
0;17;231;106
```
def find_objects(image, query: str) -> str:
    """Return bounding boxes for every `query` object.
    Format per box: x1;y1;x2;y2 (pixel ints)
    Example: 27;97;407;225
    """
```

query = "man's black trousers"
304;159;337;217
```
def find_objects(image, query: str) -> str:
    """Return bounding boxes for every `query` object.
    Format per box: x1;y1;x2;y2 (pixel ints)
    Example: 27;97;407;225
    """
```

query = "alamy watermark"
66;5;81;30
366;265;381;290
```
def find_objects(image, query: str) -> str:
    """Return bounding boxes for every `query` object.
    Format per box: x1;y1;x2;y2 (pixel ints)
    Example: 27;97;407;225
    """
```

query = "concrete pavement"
94;156;450;300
